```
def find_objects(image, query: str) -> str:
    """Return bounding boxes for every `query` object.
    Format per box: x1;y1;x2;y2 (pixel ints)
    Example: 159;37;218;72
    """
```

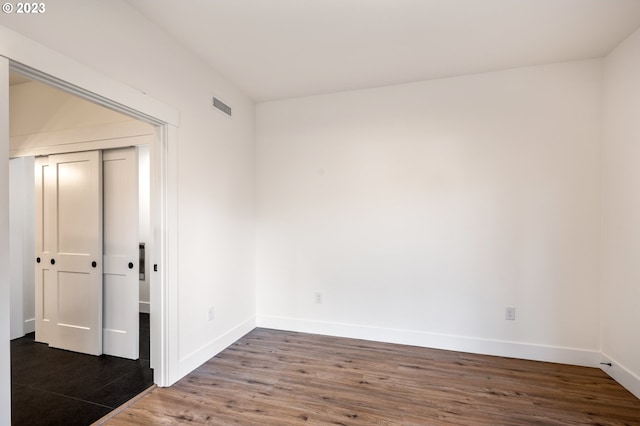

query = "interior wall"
0;0;256;380
601;25;640;398
256;59;603;365
22;158;34;334
9;156;34;339
9;158;24;339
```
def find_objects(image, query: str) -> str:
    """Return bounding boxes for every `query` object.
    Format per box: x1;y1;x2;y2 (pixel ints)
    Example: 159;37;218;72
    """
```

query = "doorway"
1;36;180;423
9;76;153;357
8;74;156;424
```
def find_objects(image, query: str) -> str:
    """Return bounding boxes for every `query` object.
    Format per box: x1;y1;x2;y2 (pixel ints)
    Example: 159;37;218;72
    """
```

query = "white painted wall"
9;158;24;339
1;2;636;413
9;156;34;339
256;60;603;365
22;158;35;334
0;0;255;381
138;144;151;312
601;26;640;398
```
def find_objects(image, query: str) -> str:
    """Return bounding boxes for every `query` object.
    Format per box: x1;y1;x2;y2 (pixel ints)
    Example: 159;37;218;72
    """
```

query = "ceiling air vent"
212;97;232;117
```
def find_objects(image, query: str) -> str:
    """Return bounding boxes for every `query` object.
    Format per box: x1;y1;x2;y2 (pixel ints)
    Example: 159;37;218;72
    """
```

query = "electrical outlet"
505;307;516;321
314;292;322;304
208;306;215;321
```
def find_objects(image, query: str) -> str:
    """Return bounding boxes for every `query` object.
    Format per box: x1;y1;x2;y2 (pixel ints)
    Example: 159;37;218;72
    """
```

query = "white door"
103;148;139;359
35;151;103;355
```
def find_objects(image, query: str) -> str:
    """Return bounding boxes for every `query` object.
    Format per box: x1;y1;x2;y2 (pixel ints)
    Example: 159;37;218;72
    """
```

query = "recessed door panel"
103;273;128;334
42;269;55;323
57;160;95;254
57;271;92;328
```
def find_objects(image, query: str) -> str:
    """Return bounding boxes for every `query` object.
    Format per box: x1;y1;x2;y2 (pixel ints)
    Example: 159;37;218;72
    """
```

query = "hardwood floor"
104;328;640;425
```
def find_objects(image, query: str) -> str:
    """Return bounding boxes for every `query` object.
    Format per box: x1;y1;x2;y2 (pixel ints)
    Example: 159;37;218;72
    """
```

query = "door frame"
0;26;180;409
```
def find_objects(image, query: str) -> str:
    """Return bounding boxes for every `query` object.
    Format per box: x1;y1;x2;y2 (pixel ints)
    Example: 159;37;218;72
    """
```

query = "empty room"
1;0;640;425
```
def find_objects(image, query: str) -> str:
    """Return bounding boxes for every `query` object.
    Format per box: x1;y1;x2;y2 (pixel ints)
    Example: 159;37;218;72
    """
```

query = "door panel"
103;148;139;359
57;160;96;254
36;151;103;355
42;269;55;325
57;271;92;327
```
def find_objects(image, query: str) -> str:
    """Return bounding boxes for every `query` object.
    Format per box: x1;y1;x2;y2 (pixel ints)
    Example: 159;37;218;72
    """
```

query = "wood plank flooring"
104;328;640;425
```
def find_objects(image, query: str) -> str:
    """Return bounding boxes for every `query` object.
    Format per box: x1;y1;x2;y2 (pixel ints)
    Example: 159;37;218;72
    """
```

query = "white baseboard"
24;318;35;334
599;352;640;400
256;315;600;368
139;301;150;314
178;316;256;379
163;314;640;402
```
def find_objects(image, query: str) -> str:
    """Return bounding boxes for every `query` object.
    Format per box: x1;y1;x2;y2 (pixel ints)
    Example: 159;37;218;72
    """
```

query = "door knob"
50;259;55;265
91;261;97;268
128;262;134;269
36;257;41;263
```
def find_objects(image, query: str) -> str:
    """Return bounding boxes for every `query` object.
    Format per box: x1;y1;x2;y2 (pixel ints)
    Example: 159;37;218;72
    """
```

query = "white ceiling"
126;0;640;102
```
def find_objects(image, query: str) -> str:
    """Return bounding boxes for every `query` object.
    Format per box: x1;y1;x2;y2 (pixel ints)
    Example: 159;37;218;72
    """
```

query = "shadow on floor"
11;313;153;426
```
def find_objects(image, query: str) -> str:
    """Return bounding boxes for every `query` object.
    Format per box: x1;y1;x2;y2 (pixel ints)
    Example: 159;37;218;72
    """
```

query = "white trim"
1;55;12;426
0;25;179;388
24;317;35;334
10;121;153;158
11;135;153;158
139;301;150;314
600;353;640;400
257;315;601;368
149;123;180;386
178;317;256;379
0;26;179;126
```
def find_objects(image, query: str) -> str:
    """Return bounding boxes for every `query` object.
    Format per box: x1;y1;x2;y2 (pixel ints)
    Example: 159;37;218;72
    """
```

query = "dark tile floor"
11;313;153;426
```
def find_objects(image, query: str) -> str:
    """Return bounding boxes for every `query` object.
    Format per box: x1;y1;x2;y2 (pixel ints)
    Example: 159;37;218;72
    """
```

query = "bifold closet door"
35;151;103;355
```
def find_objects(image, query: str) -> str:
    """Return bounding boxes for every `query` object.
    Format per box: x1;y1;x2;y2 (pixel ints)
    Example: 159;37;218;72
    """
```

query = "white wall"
138;144;151;312
601;26;640;398
9;158;24;339
256;60;603;365
21;158;35;334
0;0;255;381
2;2;636;413
9;156;34;339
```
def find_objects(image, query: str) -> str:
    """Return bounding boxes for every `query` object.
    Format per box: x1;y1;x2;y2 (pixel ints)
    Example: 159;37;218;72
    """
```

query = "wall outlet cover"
505;307;516;320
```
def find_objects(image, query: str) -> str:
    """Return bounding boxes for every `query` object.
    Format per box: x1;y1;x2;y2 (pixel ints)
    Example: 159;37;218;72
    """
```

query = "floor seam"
19;386;117;410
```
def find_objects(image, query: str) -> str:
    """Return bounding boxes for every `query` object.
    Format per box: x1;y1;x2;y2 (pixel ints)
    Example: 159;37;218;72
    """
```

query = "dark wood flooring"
11;313;153;426
105;328;640;425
